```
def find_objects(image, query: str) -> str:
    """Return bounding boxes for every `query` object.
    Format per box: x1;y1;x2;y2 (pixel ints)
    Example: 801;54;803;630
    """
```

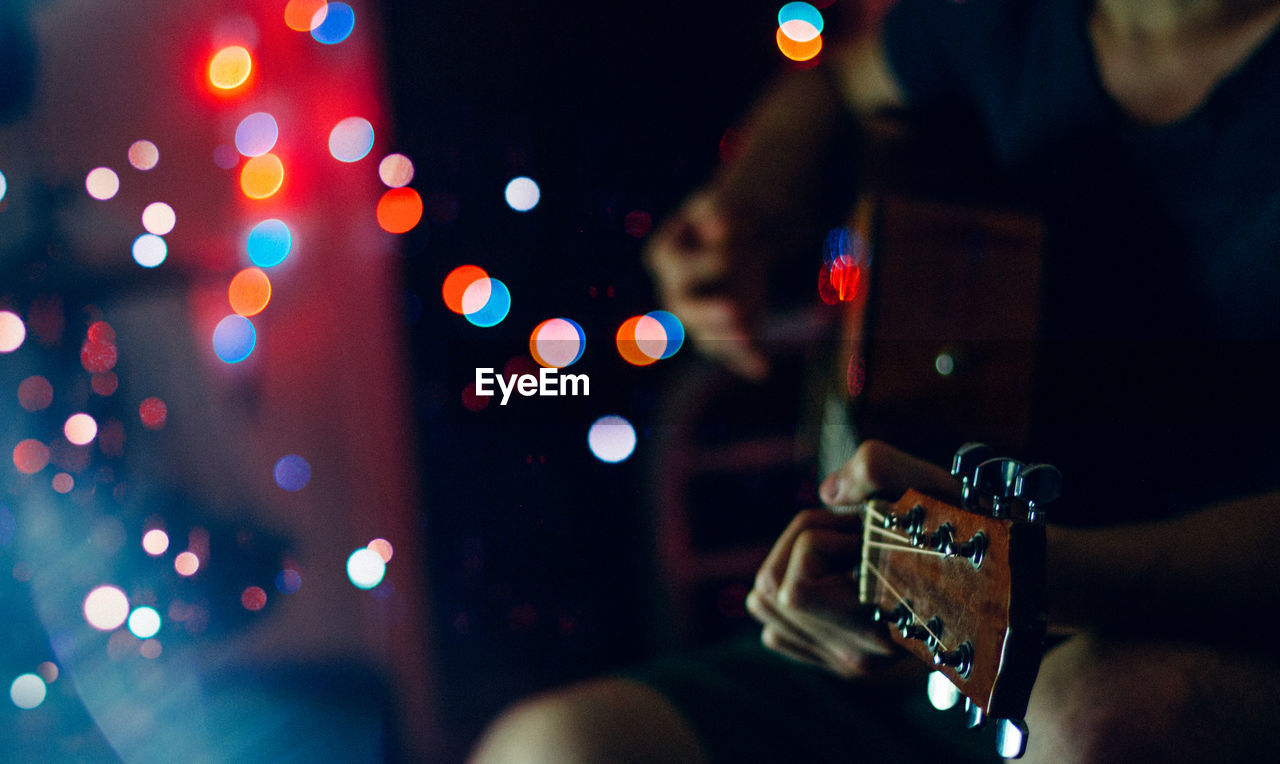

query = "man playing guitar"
473;1;1280;759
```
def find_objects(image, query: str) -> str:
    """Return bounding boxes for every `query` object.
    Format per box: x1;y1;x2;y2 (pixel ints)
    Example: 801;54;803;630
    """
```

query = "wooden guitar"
858;442;1060;759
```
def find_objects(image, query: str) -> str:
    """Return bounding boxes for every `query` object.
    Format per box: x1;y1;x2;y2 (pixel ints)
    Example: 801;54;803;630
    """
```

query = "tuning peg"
964;697;986;729
902;623;932;642
932;640;973;678
951;443;993;508
884;504;925;534
914;523;953;552
1013;463;1062;524
944;531;986;568
995;718;1030;759
926;671;961;711
974;458;1025;517
873;603;911;630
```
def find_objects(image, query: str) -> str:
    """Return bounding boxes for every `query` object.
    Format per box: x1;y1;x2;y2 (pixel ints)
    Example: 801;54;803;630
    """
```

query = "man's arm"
643;32;905;379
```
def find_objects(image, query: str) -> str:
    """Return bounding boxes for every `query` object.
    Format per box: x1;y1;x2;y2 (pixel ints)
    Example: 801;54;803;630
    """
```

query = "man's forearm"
1046;490;1280;636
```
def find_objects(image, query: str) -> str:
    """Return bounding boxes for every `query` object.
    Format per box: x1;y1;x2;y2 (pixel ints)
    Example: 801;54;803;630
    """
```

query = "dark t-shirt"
881;0;1280;522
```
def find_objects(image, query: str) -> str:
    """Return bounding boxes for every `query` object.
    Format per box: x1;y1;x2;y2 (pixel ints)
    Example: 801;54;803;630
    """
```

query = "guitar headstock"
858;443;1059;758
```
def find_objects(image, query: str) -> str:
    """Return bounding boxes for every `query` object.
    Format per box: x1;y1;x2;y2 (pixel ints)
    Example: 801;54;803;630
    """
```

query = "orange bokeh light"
285;0;330;32
616;316;658;367
442;265;488;314
776;27;823;62
209;45;253;91
228;268;272;316
377;187;424;234
240;153;284;199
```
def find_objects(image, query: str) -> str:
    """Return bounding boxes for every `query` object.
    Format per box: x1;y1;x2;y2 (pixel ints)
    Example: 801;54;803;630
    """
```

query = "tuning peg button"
974;458;1025;517
1014;463;1063;524
964;697;986;729
951;443;993;508
996;718;1030;759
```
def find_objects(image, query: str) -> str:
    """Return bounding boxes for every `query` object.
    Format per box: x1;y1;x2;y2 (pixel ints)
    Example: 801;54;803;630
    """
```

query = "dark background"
380;0;828;751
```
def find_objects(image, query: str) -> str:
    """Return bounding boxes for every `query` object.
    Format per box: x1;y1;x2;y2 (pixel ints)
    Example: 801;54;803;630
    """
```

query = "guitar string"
863;559;951;653
863;540;947;557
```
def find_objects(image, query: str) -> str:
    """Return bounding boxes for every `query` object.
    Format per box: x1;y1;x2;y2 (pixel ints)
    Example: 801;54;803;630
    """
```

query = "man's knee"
1024;634;1279;762
469;678;706;764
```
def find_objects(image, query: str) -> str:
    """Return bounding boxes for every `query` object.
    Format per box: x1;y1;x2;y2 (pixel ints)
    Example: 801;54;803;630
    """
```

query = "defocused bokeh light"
228;267;273;316
82;585;130;631
84;167;120;200
463;278;511;328
246;218;293;267
329;116;375;162
347;547;386;589
174;551;201;577
208;45;253;90
142;528;171;556
378;153;415;187
368;538;394;563
142;201;177;235
587;415;637;463
64;413;98;446
9;674;47;710
241;586;268;611
0;311;25;352
17;375;53;411
12;439;50;474
530;318;586;368
127;607;162;639
311;2;355;44
212;314;257;363
285;0;329;32
240;153;285;198
504;176;540;212
235;112;280;157
442;265;489;314
274;454;312;491
139;397;168;429
128;139;160;170
776;26;823;61
376;187;423;233
132;233;168;268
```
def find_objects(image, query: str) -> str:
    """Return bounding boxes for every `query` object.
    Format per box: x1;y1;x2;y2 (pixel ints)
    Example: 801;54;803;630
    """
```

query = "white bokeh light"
128;606;162;639
347;547;387;590
142;529;170;556
504;176;540;212
83;585;130;631
588;415;637;463
10;674;47;710
85;167;120;200
142;202;176;235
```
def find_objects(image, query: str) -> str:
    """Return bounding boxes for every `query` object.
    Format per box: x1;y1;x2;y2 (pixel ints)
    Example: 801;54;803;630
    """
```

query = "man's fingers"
819;440;961;507
756;510;862;599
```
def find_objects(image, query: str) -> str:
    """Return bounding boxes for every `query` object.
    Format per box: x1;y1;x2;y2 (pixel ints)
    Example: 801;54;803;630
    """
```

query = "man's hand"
746;441;960;677
643;191;771;380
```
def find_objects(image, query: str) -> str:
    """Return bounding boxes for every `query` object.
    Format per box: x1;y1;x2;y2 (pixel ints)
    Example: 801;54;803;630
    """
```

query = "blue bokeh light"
274;454;312;492
312;2;355;45
247;219;292;268
212;314;257;363
645;310;685;359
464;278;511;327
778;2;824;33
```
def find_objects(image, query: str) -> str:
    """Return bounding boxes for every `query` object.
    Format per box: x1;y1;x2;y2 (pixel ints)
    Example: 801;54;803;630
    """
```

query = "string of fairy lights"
2;0;837;718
